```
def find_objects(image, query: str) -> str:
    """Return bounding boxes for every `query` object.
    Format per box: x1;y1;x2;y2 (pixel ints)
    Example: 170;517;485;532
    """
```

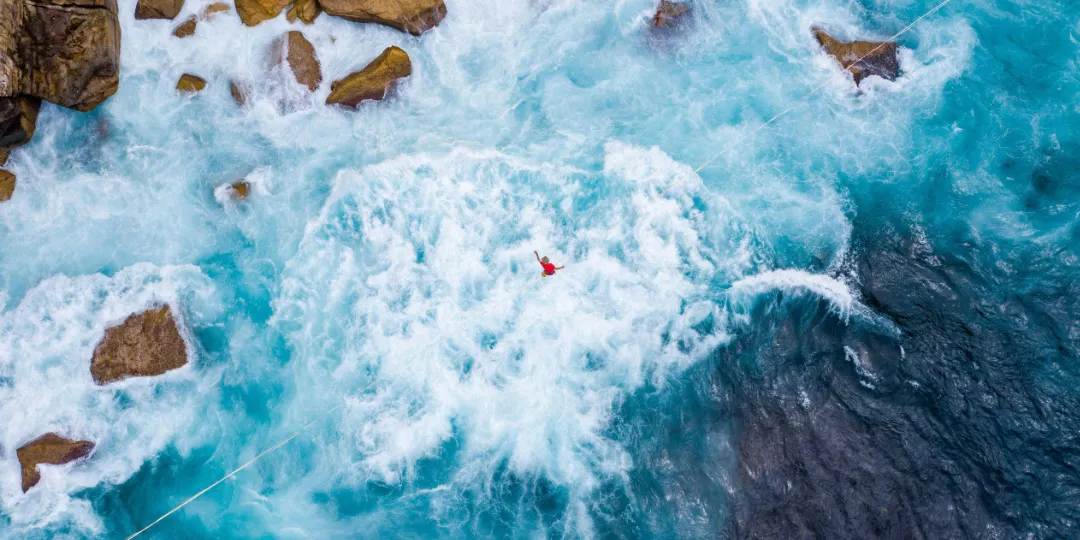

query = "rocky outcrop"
273;31;322;92
812;27;899;86
0;169;14;202
317;0;445;35
135;0;184;20
229;181;250;199
173;16;197;38
0;96;40;149
17;433;94;492
326;46;411;108
286;0;321;24
90;305;188;385
202;2;230;17
176;74;206;93
236;0;291;26
652;0;689;28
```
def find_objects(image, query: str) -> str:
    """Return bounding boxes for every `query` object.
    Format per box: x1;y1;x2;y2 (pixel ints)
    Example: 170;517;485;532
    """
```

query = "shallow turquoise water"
2;0;1079;537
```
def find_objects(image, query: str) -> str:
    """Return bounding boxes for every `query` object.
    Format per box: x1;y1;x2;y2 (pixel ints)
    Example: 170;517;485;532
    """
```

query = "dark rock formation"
287;0;321;24
326;46;411;108
317;0;445;35
135;0;184;20
176;74;206;93
17;433;94;492
652;0;689;28
273;31;322;92
90;305;188;385
813;27;899;86
0;169;14;201
0;96;40;148
236;0;291;26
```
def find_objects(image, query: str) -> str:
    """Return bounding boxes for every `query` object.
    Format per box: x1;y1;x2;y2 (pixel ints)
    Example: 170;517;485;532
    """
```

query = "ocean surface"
2;0;1079;537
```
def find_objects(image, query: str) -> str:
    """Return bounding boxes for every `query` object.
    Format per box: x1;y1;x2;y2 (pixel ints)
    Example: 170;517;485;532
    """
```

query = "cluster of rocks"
17;305;189;491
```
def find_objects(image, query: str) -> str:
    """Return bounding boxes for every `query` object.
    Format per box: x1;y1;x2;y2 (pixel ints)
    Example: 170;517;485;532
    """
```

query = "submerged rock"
273;31;322;92
317;0;446;35
135;0;185;20
90;305;188;385
0;148;9;165
236;0;291;26
0;169;14;202
230;80;250;106
286;0;321;24
326;46;411;108
17;433;94;492
0;0;120;112
0;96;40;149
202;2;230;17
230;181;250;199
173;16;197;38
176;74;207;93
812;27;899;86
652;0;689;28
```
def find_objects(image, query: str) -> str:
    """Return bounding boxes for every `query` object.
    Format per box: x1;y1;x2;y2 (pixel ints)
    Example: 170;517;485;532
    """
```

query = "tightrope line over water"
126;0;956;536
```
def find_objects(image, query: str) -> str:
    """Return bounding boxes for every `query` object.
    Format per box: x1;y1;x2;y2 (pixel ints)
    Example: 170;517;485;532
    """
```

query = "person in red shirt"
534;250;564;277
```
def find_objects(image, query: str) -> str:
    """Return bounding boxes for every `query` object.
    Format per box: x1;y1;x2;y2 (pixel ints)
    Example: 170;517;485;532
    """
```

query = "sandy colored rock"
326;46;411;108
317;0;445;35
813;27;899;86
273;31;322;92
17;433;94;492
236;0;291;26
230;80;249;106
652;0;689;28
230;181;250;199
0;147;9;166
286;0;321;24
91;305;188;385
173;16;197;37
0;169;14;202
177;74;207;93
0;96;40;148
201;2;230;17
1;0;121;112
135;0;185;20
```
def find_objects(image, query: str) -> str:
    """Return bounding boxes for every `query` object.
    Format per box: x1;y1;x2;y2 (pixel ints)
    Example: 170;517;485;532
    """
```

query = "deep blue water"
2;0;1079;538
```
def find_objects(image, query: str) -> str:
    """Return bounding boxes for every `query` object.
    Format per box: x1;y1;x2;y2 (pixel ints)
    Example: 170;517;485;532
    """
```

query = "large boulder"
326;46;411;108
0;169;14;201
176;73;206;93
135;0;184;20
1;0;120;112
317;0;445;35
273;31;322;92
17;433;94;492
812;27;899;86
286;0;321;24
0;96;40;148
652;0;689;28
90;305;188;385
236;0;291;26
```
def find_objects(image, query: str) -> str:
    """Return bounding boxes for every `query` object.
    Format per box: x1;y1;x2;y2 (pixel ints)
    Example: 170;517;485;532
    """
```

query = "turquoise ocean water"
2;0;1079;537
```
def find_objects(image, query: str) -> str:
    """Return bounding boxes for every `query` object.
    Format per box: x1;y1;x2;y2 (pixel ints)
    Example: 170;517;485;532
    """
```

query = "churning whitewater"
3;0;1080;538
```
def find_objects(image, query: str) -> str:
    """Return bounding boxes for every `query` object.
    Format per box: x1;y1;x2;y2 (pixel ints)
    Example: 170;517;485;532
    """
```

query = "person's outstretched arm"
555;266;565;270
534;250;542;264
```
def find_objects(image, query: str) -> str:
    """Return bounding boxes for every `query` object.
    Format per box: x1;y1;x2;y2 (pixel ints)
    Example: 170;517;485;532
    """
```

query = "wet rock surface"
90;305;188;385
317;0;446;35
236;0;292;26
652;0;689;29
0;96;40;148
274;31;322;92
17;433;94;492
176;74;207;93
287;0;321;24
0;169;14;201
813;27;900;86
326;46;411;108
135;0;184;20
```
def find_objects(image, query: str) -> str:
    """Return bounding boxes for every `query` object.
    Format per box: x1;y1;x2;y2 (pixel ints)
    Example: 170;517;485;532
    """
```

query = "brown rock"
201;2;230;18
17;434;94;492
286;0;321;24
0;96;40;149
326;46;411;108
90;305;188;385
0;147;9;166
317;0;445;35
652;0;689;28
230;181;250;199
813;27;899;86
135;0;185;20
230;80;249;106
1;0;121;112
0;169;14;202
176;74;207;93
273;31;322;92
173;16;197;38
236;0;291;26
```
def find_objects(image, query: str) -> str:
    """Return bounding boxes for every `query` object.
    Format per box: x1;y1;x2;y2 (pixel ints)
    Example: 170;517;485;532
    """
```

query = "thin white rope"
127;1;956;536
656;0;956;198
126;274;543;538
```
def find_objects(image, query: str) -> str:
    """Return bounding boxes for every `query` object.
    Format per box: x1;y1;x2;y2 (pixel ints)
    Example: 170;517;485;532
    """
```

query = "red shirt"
542;262;556;275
